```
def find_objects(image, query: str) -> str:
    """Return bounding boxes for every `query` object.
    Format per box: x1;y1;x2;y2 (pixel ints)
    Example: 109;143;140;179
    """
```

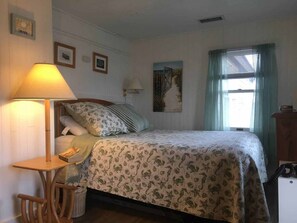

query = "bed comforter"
79;130;269;223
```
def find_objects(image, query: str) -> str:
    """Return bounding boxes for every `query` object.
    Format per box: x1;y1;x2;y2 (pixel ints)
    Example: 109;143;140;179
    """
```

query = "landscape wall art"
153;61;183;112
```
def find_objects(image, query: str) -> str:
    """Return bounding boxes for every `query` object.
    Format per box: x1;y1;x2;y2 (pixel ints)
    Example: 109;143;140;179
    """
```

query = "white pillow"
55;135;76;155
60;116;88;136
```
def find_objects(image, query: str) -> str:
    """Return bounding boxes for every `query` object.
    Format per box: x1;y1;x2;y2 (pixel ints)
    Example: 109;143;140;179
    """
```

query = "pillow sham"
63;102;128;137
107;104;149;132
60;116;88;136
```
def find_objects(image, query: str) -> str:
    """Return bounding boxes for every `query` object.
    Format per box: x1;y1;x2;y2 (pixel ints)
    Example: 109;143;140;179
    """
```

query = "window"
222;49;258;130
205;44;278;165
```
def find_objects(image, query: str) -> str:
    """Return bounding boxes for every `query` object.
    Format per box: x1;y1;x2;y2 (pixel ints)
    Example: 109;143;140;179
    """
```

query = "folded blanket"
57;134;99;183
70;134;99;164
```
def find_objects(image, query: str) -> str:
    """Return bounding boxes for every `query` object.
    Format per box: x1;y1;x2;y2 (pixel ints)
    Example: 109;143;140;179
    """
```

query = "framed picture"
11;14;35;40
93;52;108;74
153;61;183;112
54;42;76;68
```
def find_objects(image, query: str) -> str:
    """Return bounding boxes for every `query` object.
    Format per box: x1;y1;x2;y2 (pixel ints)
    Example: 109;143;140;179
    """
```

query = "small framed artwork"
11;14;35;40
93;52;108;74
54;42;76;68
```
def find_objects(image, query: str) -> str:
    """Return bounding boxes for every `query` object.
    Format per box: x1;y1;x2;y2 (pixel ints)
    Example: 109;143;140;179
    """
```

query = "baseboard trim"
1;214;21;223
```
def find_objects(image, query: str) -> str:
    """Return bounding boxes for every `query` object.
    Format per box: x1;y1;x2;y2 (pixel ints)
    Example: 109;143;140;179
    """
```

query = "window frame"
223;70;256;131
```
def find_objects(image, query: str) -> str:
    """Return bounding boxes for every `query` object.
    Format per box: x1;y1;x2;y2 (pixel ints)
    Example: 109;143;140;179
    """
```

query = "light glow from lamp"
13;63;76;162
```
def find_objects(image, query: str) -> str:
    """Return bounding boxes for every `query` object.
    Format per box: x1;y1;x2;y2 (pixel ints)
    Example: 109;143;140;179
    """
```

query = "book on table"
58;147;83;163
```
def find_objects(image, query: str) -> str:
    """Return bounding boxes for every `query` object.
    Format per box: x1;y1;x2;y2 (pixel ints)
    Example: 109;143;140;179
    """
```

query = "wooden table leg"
38;167;67;223
46;171;52;223
39;170;57;223
51;168;64;223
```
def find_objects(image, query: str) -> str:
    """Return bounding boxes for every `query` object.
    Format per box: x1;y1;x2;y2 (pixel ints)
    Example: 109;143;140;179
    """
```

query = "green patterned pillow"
107;104;149;132
63;102;128;136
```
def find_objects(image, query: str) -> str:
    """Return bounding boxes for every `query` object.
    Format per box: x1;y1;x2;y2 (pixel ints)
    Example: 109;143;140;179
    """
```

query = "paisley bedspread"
80;130;269;223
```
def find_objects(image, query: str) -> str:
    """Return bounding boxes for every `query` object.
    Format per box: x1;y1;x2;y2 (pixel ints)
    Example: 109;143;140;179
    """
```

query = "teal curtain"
204;49;229;131
204;44;278;168
253;43;278;168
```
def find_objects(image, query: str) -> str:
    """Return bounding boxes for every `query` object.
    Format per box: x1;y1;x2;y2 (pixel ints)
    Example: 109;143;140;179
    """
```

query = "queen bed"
54;98;270;223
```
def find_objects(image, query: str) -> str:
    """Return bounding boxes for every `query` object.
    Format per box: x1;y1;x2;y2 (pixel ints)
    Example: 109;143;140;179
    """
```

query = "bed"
54;98;270;223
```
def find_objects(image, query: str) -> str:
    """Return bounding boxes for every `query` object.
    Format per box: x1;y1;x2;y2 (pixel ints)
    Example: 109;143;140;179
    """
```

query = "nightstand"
13;155;70;223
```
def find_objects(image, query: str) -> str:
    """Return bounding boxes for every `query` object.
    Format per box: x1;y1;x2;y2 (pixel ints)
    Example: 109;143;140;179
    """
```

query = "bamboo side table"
13;155;70;223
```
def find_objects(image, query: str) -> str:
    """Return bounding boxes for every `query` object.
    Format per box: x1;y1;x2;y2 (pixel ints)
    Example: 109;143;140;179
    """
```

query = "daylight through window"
222;49;258;130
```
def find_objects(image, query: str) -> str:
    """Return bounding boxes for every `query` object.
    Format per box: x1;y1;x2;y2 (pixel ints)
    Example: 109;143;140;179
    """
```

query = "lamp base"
45;99;51;162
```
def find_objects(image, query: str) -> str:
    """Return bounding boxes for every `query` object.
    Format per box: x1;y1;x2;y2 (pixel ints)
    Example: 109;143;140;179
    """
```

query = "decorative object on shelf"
13;63;77;162
54;42;76;68
123;78;144;97
279;105;294;112
93;52;108;74
10;13;35;40
59;147;84;163
153;61;183;112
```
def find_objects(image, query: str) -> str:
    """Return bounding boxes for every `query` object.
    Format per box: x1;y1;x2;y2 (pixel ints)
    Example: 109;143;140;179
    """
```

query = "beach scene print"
153;61;183;112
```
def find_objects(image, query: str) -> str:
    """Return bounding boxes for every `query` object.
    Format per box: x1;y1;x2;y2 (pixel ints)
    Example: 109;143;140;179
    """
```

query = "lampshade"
14;63;76;100
13;63;76;163
126;78;143;90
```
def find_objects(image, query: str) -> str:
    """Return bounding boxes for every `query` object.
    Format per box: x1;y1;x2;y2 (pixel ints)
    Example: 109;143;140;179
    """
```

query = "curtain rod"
209;43;275;53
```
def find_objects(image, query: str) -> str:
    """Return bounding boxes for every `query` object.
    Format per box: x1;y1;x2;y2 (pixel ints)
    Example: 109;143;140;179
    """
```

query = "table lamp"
14;63;76;162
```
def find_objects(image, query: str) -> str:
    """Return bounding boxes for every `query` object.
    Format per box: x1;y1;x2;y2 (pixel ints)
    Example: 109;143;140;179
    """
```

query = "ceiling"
52;0;297;40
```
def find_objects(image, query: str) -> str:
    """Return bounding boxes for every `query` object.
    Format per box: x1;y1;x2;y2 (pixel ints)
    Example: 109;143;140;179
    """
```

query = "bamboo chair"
18;183;77;223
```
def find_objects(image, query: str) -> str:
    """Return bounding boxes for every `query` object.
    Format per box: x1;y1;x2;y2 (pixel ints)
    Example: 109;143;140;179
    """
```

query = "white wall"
131;16;297;130
52;8;132;103
0;0;53;222
0;4;133;222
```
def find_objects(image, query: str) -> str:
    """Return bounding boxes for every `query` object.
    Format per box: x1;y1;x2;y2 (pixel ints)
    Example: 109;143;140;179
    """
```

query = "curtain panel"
253;43;278;167
204;49;229;131
204;44;278;167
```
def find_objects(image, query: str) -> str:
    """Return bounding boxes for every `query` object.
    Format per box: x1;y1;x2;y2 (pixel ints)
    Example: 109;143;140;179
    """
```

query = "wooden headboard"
54;98;114;137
